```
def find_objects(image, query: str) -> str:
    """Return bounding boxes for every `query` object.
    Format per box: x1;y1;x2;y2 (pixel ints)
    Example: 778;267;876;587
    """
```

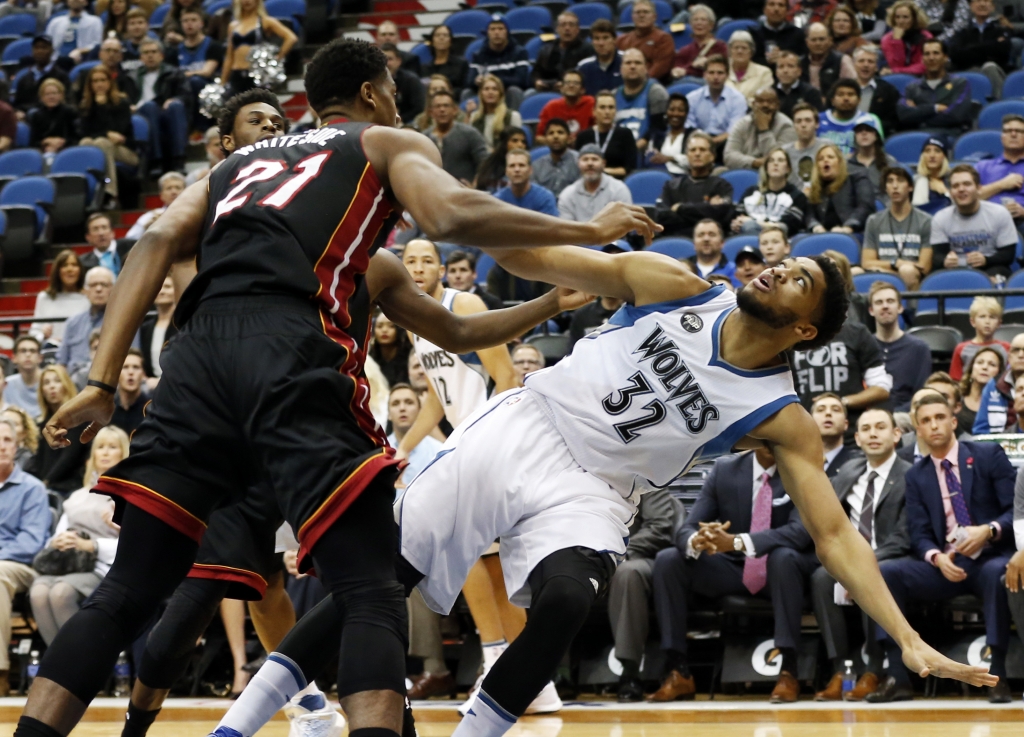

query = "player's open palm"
43;386;115;449
589;202;662;245
901;634;998;688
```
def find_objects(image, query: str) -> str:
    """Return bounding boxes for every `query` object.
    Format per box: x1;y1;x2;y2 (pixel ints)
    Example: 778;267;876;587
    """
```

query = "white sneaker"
284;694;345;737
524;682;562;715
458;673;485;716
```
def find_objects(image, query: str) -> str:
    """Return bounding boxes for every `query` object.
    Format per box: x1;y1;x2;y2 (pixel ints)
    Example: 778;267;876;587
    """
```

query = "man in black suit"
649;446;817;703
812;408;912;702
870;393;1016;703
851;46;900;138
812;393;863;477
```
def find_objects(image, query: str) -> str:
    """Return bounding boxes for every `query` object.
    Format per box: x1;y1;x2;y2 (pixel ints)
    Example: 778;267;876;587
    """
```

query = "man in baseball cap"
469;13;530;109
732;245;766;288
558;143;634;222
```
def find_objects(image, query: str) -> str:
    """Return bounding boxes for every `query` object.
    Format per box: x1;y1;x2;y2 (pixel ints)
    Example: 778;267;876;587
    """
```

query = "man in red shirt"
615;0;675;84
536;69;594;146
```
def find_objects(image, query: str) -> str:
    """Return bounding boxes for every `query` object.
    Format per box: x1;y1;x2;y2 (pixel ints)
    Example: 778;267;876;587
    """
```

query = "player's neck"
719;308;791;370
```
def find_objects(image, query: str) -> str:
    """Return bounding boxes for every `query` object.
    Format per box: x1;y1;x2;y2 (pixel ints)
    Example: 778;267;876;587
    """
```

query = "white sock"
452;688;517;737
215;653;306;737
481;640;508;674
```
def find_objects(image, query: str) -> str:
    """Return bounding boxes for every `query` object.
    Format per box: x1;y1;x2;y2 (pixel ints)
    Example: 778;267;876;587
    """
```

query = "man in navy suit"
870;393;1016;703
649;446;818;703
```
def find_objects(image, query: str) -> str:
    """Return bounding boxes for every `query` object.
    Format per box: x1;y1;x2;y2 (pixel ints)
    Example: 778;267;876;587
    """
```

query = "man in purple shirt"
977;113;1024;241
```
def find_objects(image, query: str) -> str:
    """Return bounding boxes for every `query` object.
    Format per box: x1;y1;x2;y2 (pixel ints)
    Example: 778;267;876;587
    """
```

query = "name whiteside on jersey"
232;127;346;156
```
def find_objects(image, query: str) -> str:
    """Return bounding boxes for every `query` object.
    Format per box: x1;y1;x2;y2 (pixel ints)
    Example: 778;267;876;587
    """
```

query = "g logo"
967;636;990;667
751;639;782;677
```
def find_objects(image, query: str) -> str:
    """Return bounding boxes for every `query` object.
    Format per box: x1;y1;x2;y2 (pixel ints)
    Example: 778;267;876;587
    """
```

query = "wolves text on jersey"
600;323;720;442
419;349;456;370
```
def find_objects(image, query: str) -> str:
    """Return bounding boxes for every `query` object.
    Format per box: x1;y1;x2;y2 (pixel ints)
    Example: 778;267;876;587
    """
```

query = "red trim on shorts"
189;563;268;599
295;450;404;573
94;476;207;543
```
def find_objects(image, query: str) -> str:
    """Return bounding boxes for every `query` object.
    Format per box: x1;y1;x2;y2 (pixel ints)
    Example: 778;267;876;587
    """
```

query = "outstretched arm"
369;249;589;354
363;127;659;247
43;181;209;448
757;404;997;688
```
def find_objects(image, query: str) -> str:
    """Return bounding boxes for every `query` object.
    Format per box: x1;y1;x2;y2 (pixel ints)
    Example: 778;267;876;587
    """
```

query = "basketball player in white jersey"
398;239;561;714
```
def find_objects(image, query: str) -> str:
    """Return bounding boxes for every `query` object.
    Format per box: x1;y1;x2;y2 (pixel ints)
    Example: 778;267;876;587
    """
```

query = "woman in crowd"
913;137;952;215
3;406;39;471
807;143;875;233
77;66;136;210
469;75;523;148
412;78;463;132
28;426;128;645
222;0;297;95
573;92;636;178
725;31;773;103
475;125;528;192
732;148;808;235
368;311;411;388
647;93;691;174
141;276;178;386
670;4;726;82
852;0;887;42
959;347;1005;432
423;24;469;95
161;0;203;44
27;366;91;495
28;79;77;158
880;0;932;74
103;0;131;39
849;118;898;200
31;249;88;347
827;5;869;55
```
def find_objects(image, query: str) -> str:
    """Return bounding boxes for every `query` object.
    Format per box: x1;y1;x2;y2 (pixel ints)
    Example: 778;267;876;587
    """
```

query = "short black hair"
922;37;947;55
882;165;913;187
828;78;861;101
795;255;849;351
217;88;288;155
545;117;570;133
13;335;40;353
446;249;477;270
306;39;389;115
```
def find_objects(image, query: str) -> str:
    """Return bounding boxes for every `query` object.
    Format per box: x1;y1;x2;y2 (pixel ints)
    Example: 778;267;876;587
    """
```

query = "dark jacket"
26;415;90;495
776;79;825;119
139;315;179;378
805;165;875;232
831;454;912;561
949;18;1013;71
531;36;595;88
28;104;79;148
897;75;973;133
394;67;425;127
904;440;1017;560
863;77;901;137
131;63;192;116
77;99;135;145
654;173;734;237
13;65;70;113
826;444;863;478
675;451;812;554
625;488;678;561
469;40;531;92
802;50;847;96
752;21;807;66
424;54;469;93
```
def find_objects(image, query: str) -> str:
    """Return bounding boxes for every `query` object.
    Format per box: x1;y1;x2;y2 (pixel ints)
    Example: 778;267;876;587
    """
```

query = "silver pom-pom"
247;44;287;90
199;79;227;119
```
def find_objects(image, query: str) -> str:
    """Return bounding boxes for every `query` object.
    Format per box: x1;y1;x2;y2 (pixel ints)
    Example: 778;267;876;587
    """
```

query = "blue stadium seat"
446;10;492;41
518;92;560;124
265;0;306;33
648;237;695;260
978;100;1024;130
572;2;612;30
10;65;30;93
0;149;42;190
882;73;916;96
506;6;552;38
1005;70;1024;99
117;114;150;183
14;121;28;148
853;272;906;294
624;170;671;205
410;43;433;67
723;235;759;262
1004;269;1024;311
0;14;37;41
149;2;171;29
720;169;758;203
69;60;100;83
204;0;232;14
884;132;931;165
666;82;699;97
618;1;673;27
916;268;992;314
476;0;510;11
464;38;484;63
0;176;53;260
952;72;991;103
672;25;692;50
476;252;496;284
791;233;860;265
715;19;758;41
530;146;550;161
525;34;547;62
49;145;107;227
953;130;1002;161
1;37;32;72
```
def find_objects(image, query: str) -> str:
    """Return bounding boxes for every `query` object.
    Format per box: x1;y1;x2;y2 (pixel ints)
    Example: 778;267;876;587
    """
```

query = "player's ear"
794;321;817;344
221;134;234;153
361;80;377;110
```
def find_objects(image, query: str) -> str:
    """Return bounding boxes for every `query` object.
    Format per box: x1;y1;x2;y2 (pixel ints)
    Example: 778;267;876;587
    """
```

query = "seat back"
518;92;560;124
723;235;759;262
1;37;31;65
715;19;758;41
524;332;570;365
1005;69;1024;99
906;325;964;354
0;149;42;178
884;132;931;165
525;34;546;62
149;3;172;27
791;233;861;265
977;100;1024;130
506;6;551;33
624;170;671;205
0;14;37;38
648;237;695;260
618;1;673;27
445;9;492;39
952;72;991;103
953;131;1003;161
571;2;613;29
666;82;699;98
916;268;993;313
0;175;54;233
883;73;916;95
69;60;100;83
51;145;107;201
14;120;28;148
719;169;758;203
530;146;550;161
853;272;906;294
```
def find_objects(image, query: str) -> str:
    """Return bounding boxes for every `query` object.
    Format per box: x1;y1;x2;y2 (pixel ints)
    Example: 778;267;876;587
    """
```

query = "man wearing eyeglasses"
973;334;1024;434
977;114;1024;242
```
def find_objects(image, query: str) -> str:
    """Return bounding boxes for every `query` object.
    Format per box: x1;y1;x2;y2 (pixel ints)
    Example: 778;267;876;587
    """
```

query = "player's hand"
43;386;115;449
588;202;662;245
1006;549;1024;592
901;632;998;687
554;287;593;312
935;552;968;582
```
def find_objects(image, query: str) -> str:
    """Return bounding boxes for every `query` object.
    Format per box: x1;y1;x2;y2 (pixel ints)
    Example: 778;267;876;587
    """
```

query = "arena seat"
265;0;307;34
525;34;547;62
618;1;673;28
881;73;916;96
906;325;963;366
204;0;232;13
1002;269;1024;321
69;60;100;83
0;149;43;191
666;82;700;97
723;235;759;262
518;92;559;124
476;0;511;11
525;332;570;365
464;38;484;63
624;170;671;206
952;130;1002;161
49;146;106;228
506;6;552;44
475;253;496;284
884;132;931;165
853;272;906;294
994;323;1024;343
445;10;492;42
714;19;757;41
978;100;1024;130
149;2;171;29
791;233;860;265
720;169;758;203
0;14;36;47
530;146;550;161
914;268;992;321
952;72;991;103
1;37;32;74
0;175;53;261
1004;69;1024;99
648;237;695;260
571;2;613;30
410;43;433;67
14;120;28;148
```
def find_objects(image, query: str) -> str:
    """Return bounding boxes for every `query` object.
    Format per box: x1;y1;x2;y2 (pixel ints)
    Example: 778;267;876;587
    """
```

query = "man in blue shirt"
685;55;748;153
387;384;443;490
577;19;622;98
494;150;559;216
56;266;140;376
0;418;50;694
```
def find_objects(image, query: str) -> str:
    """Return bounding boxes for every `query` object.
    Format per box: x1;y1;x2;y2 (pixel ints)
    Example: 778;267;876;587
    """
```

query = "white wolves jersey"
412;288;491;427
526;285;799;497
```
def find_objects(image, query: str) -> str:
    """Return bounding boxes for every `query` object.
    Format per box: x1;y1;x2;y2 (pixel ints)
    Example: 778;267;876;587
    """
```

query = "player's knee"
533;576;597;630
84;576;167;641
331;579;408;645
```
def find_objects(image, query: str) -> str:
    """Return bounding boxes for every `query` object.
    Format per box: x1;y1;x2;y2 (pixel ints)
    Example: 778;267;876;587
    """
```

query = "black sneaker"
617;676;644;703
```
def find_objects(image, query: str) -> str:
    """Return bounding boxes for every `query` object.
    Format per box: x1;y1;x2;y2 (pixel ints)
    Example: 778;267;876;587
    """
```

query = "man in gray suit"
812;407;911;702
611;488;679;703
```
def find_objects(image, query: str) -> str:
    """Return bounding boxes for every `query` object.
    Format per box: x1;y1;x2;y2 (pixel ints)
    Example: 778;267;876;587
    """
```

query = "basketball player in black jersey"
20;39;658;737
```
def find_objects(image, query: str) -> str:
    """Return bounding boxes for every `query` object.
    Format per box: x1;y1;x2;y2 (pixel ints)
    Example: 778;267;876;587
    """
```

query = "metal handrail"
899;288;1024;324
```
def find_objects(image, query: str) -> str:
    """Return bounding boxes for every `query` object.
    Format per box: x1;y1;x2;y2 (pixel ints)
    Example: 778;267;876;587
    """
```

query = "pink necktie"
743;472;773;595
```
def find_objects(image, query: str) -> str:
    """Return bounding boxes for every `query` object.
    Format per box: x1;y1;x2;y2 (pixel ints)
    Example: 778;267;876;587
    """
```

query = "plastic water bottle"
26;651;40;690
841;659;856;699
114;652;131;697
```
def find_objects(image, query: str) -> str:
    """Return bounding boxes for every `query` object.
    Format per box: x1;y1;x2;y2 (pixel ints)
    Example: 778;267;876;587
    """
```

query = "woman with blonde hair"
807;143;875;233
3;406;39;470
77;65;136;208
913;136;952;215
469;75;523;147
880;0;932;74
725;30;773;103
28;425;129;645
28;366;90;494
28;78;77;157
827;5;868;55
222;0;297;95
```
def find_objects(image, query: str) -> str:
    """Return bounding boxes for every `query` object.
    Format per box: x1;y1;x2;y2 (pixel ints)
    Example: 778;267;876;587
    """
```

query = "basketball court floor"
0;697;1019;737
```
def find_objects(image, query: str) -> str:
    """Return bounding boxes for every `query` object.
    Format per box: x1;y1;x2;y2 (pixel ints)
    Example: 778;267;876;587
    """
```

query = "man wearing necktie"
870;394;1016;703
649;446;818;703
810;408;912;702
